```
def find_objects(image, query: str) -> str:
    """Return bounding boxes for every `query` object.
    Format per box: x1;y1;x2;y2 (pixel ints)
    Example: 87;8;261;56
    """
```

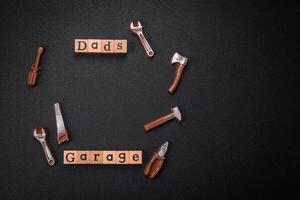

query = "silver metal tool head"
171;52;188;66
171;106;182;121
158;141;169;157
130;20;143;33
33;127;46;141
54;102;66;133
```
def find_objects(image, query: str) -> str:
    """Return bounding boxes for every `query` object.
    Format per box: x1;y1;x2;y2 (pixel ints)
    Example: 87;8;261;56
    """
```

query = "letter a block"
74;39;127;54
64;150;142;165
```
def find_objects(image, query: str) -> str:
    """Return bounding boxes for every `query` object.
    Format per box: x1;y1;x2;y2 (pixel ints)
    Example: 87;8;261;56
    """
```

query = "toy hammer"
144;106;182;132
168;52;188;94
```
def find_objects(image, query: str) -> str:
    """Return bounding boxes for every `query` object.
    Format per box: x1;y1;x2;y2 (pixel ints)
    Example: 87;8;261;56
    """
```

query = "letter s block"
113;40;127;53
75;39;88;53
64;151;78;164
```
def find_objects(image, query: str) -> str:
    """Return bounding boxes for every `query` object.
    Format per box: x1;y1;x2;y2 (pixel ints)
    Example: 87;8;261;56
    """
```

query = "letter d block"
100;40;114;53
75;39;88;53
64;151;78;164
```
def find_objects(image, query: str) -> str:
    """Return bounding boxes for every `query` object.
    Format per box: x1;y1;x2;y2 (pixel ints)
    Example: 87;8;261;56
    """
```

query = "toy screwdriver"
27;46;44;87
144;142;169;179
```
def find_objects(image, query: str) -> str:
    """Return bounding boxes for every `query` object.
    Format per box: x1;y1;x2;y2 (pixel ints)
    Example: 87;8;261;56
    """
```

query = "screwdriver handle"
27;46;44;87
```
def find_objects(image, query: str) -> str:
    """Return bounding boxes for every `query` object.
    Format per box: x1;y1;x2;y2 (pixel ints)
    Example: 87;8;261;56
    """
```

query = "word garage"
64;150;142;165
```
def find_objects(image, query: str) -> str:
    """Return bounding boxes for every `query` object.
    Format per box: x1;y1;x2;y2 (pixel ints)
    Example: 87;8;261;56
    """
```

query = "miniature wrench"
130;20;154;58
33;127;55;166
144;142;169;179
54;103;70;144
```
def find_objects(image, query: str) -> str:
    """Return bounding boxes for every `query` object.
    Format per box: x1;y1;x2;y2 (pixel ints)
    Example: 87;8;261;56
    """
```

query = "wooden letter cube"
64;151;77;164
128;151;142;164
89;151;103;164
76;151;90;164
113;40;127;53
75;39;88;53
103;151;117;164
87;39;102;53
116;151;129;164
100;40;114;53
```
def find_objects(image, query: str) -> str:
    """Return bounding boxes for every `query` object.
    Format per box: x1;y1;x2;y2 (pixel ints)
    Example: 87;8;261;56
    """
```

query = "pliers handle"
144;152;165;178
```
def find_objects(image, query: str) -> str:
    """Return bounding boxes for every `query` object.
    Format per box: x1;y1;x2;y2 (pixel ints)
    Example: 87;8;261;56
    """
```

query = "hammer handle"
144;113;174;132
168;64;185;94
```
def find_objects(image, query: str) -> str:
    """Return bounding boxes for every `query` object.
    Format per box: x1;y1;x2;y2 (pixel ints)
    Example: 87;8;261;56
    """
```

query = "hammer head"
171;52;188;66
171;106;182;121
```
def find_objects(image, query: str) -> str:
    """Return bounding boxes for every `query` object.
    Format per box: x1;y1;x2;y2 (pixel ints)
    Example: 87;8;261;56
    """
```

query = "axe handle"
168;64;185;94
144;113;175;132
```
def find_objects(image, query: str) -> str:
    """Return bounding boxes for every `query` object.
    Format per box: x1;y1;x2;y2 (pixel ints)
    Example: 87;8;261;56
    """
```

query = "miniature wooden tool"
64;150;142;164
168;52;188;94
74;39;127;54
27;46;44;87
129;20;154;58
54;103;70;144
144;142;169;179
33;127;56;166
144;106;182;132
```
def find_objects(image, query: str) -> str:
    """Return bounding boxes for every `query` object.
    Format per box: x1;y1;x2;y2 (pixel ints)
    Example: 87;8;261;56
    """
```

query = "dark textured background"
0;0;298;199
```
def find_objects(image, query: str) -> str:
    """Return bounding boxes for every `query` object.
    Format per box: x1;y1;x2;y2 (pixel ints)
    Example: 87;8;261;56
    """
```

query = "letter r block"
75;39;88;53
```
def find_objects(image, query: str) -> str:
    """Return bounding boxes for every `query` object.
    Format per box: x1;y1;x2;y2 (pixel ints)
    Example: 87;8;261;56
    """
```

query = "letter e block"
75;39;88;53
128;151;142;164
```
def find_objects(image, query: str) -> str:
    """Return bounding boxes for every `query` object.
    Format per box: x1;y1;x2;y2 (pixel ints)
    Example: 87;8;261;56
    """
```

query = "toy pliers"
144;142;169;179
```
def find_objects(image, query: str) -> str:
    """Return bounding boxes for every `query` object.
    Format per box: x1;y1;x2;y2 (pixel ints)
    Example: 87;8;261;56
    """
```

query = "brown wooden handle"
144;152;165;178
27;47;44;87
168;64;185;94
27;66;40;87
144;153;158;176
144;113;174;132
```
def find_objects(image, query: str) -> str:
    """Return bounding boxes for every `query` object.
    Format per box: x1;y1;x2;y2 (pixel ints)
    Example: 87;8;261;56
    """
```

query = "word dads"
74;39;127;54
64;150;142;164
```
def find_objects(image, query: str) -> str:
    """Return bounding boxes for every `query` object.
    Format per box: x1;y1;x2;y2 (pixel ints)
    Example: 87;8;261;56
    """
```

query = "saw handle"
168;64;185;94
144;152;165;179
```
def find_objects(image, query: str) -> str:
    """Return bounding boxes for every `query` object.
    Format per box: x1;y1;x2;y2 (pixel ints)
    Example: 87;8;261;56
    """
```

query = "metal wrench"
130;20;154;58
33;127;55;166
